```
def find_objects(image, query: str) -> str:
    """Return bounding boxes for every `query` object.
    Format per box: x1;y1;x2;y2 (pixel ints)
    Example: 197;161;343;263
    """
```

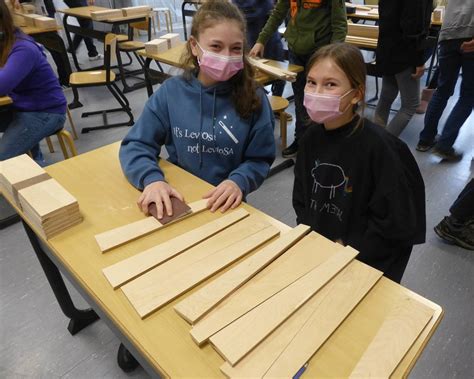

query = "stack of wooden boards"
90;5;152;21
248;57;297;82
0;154;82;239
13;12;57;28
101;204;436;377
144;33;181;55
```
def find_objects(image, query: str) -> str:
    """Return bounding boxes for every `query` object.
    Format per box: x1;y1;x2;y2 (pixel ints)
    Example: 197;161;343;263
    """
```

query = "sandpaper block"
148;197;192;225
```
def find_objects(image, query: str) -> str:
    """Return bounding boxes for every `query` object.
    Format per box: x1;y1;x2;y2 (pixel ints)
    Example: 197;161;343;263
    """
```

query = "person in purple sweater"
0;0;66;165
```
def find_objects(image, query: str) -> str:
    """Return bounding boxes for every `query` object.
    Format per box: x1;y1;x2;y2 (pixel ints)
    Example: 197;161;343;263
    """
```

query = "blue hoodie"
119;75;276;197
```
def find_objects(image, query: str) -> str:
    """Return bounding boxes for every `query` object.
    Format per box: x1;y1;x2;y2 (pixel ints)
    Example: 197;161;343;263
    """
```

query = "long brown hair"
0;0;16;67
180;0;261;119
307;43;367;129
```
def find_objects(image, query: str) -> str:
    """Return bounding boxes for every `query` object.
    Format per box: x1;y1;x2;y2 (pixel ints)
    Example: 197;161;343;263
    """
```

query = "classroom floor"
1;29;473;378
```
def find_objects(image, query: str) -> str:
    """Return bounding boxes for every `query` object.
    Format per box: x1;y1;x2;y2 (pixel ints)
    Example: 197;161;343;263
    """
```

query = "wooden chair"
268;96;290;149
152;7;173;33
45;129;78;159
69;34;134;133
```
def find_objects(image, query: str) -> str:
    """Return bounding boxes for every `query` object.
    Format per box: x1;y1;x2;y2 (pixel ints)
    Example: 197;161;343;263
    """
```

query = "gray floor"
1;34;474;378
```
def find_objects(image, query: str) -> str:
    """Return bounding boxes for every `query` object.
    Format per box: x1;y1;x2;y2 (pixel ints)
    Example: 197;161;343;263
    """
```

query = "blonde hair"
180;0;261;119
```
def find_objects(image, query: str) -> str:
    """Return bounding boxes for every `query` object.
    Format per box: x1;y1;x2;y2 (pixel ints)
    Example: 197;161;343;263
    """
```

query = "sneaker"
416;139;436;152
89;54;104;61
434;216;474;250
274;112;293;122
282;140;298;158
433;147;463;162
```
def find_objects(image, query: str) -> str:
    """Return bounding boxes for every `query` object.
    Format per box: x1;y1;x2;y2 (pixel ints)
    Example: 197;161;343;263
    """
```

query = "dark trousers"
450;179;474;222
419;39;474;150
288;51;312;141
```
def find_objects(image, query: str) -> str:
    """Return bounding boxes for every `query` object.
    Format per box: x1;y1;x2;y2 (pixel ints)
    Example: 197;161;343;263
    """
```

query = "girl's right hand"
138;181;184;219
249;43;265;58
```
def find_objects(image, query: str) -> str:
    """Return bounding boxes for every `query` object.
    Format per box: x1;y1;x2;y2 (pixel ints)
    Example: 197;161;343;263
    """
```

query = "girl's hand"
249;43;265;58
138;181;184;219
203;180;243;213
411;65;425;79
461;39;474;53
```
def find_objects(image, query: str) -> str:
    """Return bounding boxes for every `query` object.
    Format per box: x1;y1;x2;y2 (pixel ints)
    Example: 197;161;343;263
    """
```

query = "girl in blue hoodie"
120;0;276;219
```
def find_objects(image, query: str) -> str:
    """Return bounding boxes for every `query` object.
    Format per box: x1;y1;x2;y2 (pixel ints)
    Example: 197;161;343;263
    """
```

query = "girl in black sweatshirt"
292;43;425;283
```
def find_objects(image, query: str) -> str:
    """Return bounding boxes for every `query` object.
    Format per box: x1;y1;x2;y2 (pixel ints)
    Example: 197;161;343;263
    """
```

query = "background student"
293;43;426;283
374;0;432;137
119;0;275;220
0;0;66;165
250;0;347;158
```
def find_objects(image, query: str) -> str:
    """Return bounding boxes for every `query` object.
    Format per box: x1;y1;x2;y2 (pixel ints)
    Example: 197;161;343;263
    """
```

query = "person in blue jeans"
0;1;66;165
416;0;474;161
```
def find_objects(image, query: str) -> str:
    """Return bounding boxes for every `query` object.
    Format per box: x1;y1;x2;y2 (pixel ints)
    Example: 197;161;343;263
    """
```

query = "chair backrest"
104;33;118;83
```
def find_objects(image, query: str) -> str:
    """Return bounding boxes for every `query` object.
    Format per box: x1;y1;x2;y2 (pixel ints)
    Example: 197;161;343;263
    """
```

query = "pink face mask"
196;42;244;82
304;89;354;124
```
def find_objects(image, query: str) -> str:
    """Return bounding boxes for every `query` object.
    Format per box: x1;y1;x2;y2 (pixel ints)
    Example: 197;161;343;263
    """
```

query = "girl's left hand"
203;180;243;213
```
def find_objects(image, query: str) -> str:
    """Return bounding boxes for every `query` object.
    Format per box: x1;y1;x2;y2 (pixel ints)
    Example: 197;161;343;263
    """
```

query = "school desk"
1;142;443;377
136;43;304;97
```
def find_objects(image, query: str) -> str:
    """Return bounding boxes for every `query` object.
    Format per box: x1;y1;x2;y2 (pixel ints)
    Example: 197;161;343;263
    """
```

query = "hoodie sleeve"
119;85;171;190
228;92;276;196
257;0;289;46
0;44;37;95
330;0;348;43
292;137;307;225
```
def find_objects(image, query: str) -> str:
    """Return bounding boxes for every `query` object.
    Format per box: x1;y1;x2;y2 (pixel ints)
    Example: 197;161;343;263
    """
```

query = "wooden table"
0;96;13;107
347;6;443;27
1;142;443;378
137;43;304;97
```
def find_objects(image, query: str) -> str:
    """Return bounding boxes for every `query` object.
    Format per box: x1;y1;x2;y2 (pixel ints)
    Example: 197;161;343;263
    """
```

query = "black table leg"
117;343;140;372
268;158;294;178
22;220;99;335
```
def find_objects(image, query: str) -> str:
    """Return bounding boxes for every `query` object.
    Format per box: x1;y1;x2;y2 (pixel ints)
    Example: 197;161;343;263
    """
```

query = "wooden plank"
121;5;151;16
221;261;382;378
122;223;280;318
94;199;208;253
145;38;169;55
90;9;123;21
347;23;379;39
102;208;249;288
210;246;358;365
190;232;338;345
18;178;78;220
248;57;297;82
348;297;434;378
0;154;50;206
174;224;311;324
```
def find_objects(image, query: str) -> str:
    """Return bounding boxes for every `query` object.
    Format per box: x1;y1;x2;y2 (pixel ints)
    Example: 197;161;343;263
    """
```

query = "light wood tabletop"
58;6;150;23
137;43;304;85
2;142;443;378
0;96;13;107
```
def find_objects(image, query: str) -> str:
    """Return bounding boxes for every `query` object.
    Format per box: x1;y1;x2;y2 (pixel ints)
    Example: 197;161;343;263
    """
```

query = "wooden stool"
66;106;78;140
45;129;78;159
268;95;290;149
152;7;173;33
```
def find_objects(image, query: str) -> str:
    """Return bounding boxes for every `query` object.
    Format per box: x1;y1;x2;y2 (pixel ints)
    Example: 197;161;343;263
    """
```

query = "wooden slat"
190;232;338;345
122;223;280;318
248;57;297;82
348;297;434;378
210;246;358;365
94;199;208;252
174;224;311;324
102;208;249;288
221;261;382;378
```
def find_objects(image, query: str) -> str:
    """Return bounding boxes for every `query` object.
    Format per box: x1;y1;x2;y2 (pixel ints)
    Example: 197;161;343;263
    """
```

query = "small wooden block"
174;224;311;324
94;199;208;253
33;16;57;29
210;246;358;365
122;222;279;318
221;261;382;378
121;5;152;16
145;39;169;54
159;33;180;49
190;232;338;345
0;154;50;207
102;208;249;288
18;178;78;220
348;297;434;378
90;9;123;21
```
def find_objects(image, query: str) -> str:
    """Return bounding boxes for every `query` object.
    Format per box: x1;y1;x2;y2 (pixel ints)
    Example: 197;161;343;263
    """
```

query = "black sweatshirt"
376;0;432;75
293;117;426;275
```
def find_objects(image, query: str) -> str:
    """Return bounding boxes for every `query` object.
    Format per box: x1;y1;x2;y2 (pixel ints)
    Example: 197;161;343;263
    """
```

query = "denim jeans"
374;66;420;137
0;110;66;165
288;51;313;141
419;39;474;151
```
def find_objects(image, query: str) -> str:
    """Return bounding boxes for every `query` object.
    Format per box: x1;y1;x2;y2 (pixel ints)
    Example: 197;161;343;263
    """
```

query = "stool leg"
66;107;78;140
280;111;287;150
167;10;173;32
46;137;55;153
156;13;161;32
165;12;170;33
58;130;78;159
57;132;69;159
